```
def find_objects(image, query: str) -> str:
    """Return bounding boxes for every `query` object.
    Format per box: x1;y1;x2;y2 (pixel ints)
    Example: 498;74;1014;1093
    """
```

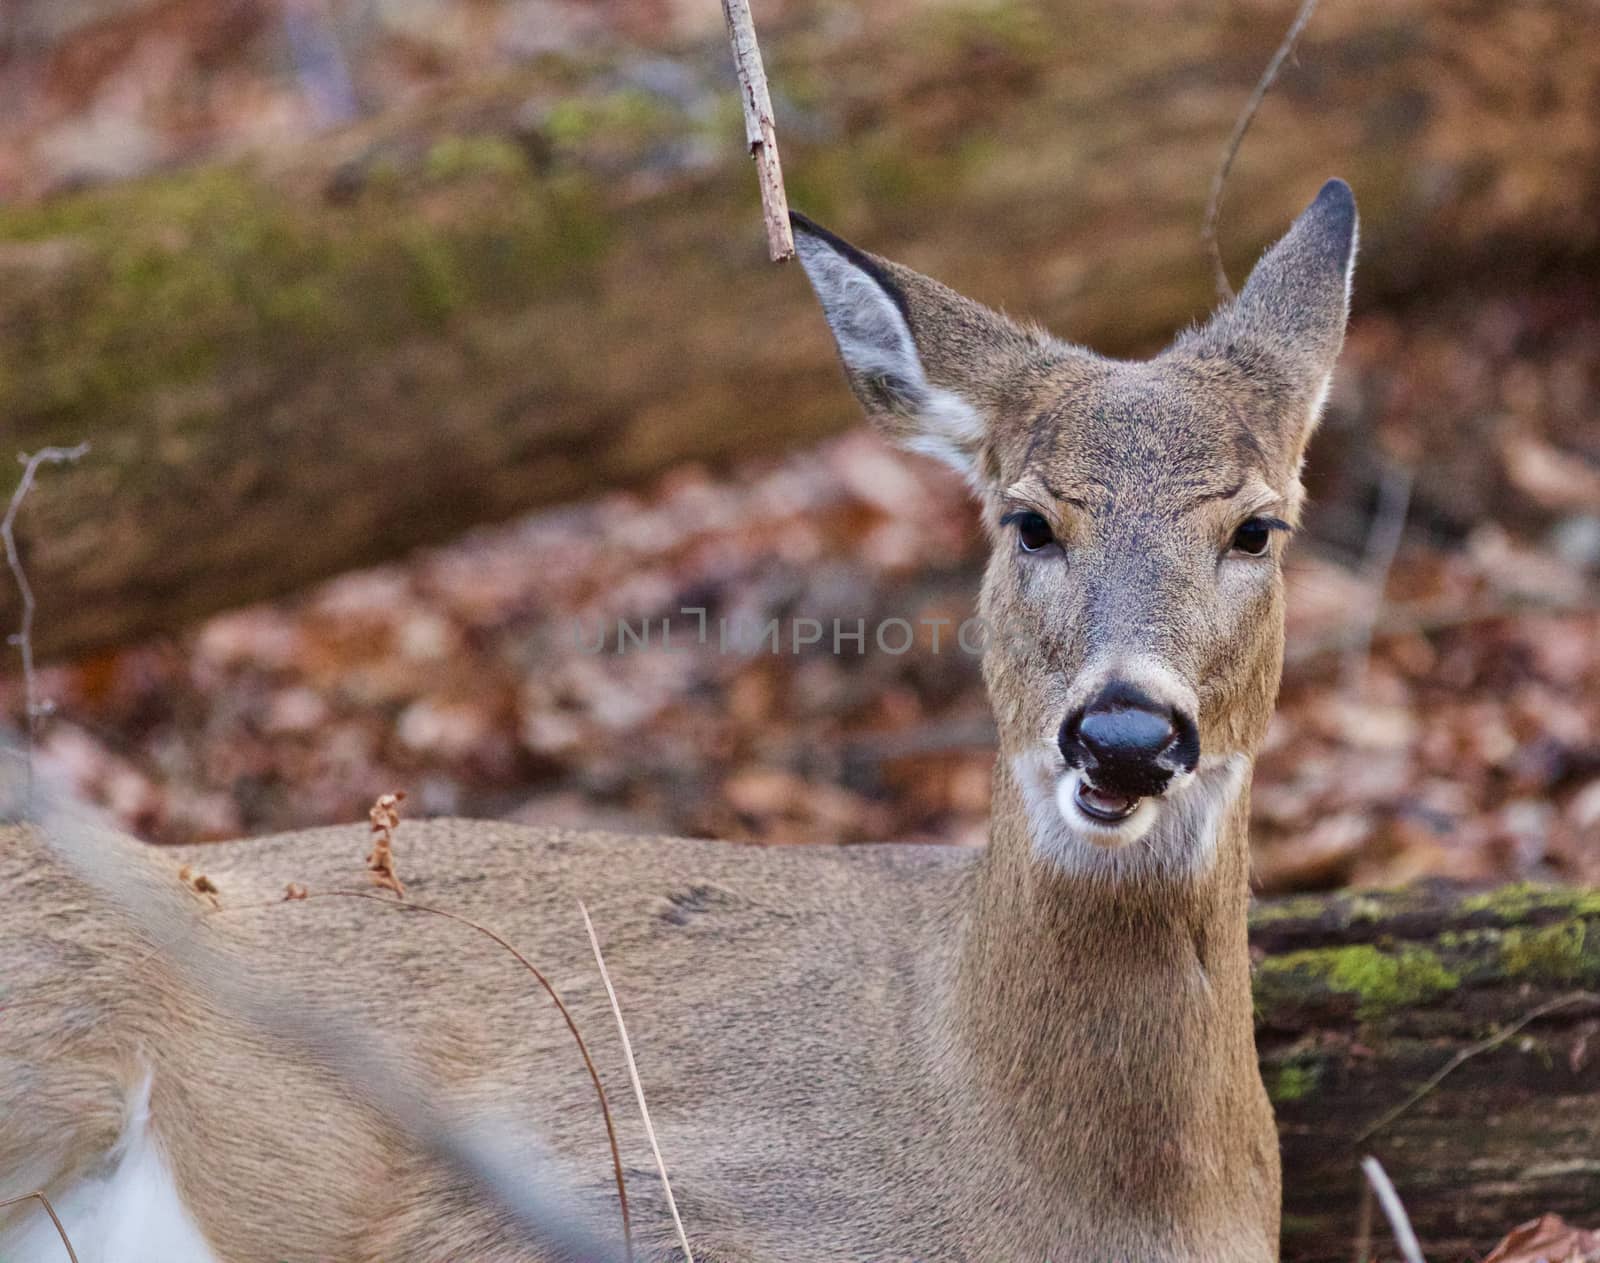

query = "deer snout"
1058;684;1200;801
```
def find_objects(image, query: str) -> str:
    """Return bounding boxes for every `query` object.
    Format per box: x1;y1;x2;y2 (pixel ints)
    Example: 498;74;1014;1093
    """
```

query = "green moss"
928;1;1055;61
1268;1059;1323;1104
1499;920;1597;984
1438;927;1502;950
424;135;530;183
1459;883;1600;922
1249;895;1331;926
542;89;681;148
0;156;611;439
1257;943;1460;1020
1345;896;1385;924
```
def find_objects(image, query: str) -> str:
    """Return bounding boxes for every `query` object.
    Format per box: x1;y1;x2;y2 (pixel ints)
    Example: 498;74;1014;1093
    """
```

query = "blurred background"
0;0;1596;895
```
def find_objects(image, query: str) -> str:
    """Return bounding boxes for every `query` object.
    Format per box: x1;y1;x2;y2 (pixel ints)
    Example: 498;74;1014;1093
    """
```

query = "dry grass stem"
1354;991;1599;1145
2;443;90;808
0;1191;80;1263
581;900;695;1263
720;0;793;262
1358;1157;1426;1263
1202;0;1322;300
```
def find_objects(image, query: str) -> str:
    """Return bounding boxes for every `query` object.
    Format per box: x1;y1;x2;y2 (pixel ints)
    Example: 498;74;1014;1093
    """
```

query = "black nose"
1058;684;1199;798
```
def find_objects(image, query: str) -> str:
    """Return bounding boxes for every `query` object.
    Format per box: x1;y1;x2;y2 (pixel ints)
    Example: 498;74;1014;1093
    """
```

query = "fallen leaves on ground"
1483;1214;1600;1263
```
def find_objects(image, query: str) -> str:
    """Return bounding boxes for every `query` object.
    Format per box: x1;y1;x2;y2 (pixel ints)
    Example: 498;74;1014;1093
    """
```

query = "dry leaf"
176;864;220;907
366;790;407;897
1483;1214;1600;1263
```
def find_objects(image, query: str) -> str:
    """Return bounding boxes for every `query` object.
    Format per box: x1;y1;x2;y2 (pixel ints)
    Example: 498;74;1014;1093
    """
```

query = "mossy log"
1252;883;1600;1262
6;0;1600;657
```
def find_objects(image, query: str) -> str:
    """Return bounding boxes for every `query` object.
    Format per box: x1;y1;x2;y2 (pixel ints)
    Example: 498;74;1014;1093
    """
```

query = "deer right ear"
1195;179;1359;445
792;212;1040;483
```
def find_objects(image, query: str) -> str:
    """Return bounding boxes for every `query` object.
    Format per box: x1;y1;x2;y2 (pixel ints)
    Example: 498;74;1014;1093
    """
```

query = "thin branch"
0;1191;80;1263
234;888;633;1260
581;900;695;1263
1351;1171;1374;1263
720;0;794;262
1340;463;1413;697
2;444;89;809
1202;0;1322;301
1354;991;1599;1145
1358;1157;1425;1263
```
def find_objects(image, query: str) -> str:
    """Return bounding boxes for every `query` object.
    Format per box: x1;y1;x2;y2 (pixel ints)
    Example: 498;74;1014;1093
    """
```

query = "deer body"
1;181;1357;1263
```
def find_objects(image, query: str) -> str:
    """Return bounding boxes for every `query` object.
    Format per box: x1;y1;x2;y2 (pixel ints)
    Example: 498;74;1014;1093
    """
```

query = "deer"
1;178;1357;1263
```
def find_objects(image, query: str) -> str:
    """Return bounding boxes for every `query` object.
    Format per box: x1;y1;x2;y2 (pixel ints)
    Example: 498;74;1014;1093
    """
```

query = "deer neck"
939;759;1265;1241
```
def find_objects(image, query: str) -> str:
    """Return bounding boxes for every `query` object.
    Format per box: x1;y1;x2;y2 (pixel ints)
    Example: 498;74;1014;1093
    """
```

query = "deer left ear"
1193;179;1359;443
791;212;1057;485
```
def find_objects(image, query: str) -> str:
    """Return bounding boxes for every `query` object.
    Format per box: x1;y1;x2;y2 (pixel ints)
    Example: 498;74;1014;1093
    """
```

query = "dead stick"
720;0;794;262
1202;0;1322;301
2;444;90;810
1353;991;1599;1145
0;1191;80;1263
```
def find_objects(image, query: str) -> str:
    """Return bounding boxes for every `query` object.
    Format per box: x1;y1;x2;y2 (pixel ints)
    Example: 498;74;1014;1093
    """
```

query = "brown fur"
0;181;1357;1262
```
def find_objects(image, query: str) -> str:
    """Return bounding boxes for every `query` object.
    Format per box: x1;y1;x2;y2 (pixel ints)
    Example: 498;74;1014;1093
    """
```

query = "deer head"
795;180;1357;882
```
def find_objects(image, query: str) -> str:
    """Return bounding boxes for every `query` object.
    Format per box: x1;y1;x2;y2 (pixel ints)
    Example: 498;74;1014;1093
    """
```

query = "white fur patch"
1;1074;220;1263
1013;745;1248;883
795;232;984;479
1304;369;1334;436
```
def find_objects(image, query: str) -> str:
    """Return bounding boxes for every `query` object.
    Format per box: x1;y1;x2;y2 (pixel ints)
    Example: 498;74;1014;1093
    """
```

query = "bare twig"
1352;1171;1374;1263
1339;463;1413;697
581;900;695;1263
720;0;794;262
1202;0;1322;301
0;1191;80;1263
1358;1157;1425;1263
2;444;89;807
1354;991;1599;1145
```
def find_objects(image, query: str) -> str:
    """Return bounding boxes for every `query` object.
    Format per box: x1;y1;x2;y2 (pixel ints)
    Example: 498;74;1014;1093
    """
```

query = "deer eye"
1001;510;1055;553
1230;517;1282;556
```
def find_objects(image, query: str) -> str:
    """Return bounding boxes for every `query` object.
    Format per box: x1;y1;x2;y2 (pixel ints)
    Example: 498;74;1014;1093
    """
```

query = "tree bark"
5;0;1600;657
1251;884;1600;1262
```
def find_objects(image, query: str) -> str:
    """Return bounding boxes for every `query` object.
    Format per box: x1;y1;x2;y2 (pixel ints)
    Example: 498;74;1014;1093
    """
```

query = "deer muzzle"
1058;683;1201;819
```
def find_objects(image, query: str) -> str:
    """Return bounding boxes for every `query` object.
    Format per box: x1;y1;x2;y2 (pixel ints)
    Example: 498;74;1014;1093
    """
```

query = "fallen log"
5;0;1600;657
1253;883;1600;1262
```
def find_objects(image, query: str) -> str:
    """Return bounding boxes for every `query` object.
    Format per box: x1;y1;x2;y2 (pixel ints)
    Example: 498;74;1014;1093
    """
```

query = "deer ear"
791;212;1046;483
1200;179;1358;440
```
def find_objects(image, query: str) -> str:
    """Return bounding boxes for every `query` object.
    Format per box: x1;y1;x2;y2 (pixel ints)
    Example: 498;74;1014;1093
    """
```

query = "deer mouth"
1072;779;1142;823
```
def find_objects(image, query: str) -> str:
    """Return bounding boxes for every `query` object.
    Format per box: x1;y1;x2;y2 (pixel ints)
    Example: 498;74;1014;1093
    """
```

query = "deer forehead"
994;357;1301;522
